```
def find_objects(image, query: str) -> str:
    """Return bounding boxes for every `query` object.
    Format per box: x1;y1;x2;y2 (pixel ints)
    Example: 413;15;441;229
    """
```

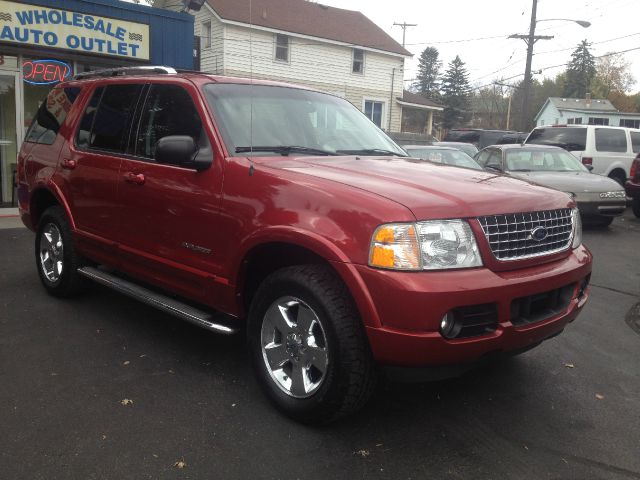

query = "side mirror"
586;164;594;172
155;135;197;166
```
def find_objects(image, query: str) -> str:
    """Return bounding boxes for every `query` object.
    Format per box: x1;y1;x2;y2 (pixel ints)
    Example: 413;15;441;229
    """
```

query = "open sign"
23;59;72;85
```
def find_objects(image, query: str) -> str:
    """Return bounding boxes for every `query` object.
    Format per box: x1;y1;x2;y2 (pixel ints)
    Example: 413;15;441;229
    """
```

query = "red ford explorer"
17;67;592;423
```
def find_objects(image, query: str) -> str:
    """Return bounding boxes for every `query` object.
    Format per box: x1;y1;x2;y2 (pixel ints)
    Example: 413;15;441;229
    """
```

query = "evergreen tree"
440;55;471;129
413;47;441;98
563;40;596;98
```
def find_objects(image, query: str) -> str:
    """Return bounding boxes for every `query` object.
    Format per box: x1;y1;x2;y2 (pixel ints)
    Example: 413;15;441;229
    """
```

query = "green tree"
413;47;441;98
440;55;471;129
563;40;596;98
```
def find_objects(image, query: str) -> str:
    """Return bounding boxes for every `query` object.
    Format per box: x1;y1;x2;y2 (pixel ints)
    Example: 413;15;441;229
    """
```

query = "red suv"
17;67;592;423
626;154;640;217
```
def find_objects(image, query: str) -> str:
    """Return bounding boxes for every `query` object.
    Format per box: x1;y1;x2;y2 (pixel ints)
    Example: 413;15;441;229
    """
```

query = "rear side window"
525;127;587;151
630;131;640;153
79;84;142;153
25;86;81;145
76;87;103;149
595;128;627;153
135;84;202;160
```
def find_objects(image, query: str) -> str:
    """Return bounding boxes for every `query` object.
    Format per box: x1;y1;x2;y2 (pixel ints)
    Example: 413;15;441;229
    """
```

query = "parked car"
625;154;640;218
17;67;592;423
524;124;640;186
444;128;521;149
404;145;482;170
432;141;479;157
475;144;627;226
495;132;528;145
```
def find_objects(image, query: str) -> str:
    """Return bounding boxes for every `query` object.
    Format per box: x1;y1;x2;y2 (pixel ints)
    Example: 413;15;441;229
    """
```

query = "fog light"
440;312;459;339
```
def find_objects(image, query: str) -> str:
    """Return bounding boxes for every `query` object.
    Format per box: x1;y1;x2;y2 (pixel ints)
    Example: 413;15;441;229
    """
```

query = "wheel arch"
29;184;73;230
234;229;381;329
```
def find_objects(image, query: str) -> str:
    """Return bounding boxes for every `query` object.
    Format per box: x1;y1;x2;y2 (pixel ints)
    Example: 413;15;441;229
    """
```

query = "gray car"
475;144;627;226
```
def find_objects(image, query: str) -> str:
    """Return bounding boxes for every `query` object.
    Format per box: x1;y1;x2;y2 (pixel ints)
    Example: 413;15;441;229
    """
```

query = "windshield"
204;84;406;157
525;127;587;151
504;148;588;172
405;148;482;170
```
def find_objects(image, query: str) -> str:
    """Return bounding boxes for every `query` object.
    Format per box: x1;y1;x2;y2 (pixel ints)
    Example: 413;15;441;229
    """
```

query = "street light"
509;0;591;131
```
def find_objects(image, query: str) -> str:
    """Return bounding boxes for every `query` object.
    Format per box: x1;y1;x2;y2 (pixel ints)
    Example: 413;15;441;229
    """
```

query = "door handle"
61;158;77;170
124;172;145;185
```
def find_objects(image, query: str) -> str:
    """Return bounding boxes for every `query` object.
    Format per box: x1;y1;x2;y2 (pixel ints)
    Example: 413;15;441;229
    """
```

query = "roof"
397;90;444;110
548;97;617;112
206;0;411;56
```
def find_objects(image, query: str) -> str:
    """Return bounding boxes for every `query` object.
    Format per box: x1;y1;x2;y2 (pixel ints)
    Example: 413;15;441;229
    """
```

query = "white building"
156;0;411;132
535;95;640;128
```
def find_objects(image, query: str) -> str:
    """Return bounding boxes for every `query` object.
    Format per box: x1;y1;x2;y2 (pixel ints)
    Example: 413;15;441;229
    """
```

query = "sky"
316;0;640;93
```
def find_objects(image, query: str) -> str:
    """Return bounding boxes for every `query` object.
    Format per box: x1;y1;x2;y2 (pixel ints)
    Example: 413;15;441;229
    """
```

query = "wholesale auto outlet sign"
0;0;150;60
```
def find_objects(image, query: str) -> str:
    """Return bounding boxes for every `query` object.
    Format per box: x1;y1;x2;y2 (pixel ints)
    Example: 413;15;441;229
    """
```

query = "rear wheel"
35;206;87;297
633;197;640;218
247;264;376;424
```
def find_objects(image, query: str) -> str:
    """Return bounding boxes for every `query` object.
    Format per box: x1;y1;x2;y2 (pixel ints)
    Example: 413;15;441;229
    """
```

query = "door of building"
0;72;19;206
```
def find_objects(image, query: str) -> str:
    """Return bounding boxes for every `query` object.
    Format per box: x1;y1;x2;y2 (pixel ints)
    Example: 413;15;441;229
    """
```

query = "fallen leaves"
122;361;130;366
354;449;370;458
595;393;605;400
120;398;134;406
564;363;575;368
174;458;187;469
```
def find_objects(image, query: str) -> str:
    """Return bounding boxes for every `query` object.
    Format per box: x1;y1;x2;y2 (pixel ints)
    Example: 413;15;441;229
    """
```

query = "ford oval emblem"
531;226;548;242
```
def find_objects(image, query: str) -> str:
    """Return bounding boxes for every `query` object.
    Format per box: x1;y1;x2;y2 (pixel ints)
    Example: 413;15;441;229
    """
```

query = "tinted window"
595;128;627;153
25;86;81;145
630;131;640;153
135;85;202;160
76;86;103;149
525;127;587;151
90;84;142;153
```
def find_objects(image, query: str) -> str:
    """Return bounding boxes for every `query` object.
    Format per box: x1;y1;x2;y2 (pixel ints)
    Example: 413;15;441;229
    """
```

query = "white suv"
525;125;640;185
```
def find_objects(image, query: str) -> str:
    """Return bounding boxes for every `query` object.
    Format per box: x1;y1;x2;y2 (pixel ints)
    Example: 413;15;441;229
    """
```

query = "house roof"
548;97;617;112
206;0;411;56
397;90;443;109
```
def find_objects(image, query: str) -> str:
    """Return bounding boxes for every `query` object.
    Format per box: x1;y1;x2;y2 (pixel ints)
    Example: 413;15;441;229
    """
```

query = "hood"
507;171;624;194
252;156;573;220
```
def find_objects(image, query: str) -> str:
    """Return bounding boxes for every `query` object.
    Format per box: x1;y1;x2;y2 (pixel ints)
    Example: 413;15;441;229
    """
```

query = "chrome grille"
477;209;573;261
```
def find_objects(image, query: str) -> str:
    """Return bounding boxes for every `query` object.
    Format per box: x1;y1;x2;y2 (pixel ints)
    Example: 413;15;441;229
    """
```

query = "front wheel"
35;206;87;297
247;265;376;424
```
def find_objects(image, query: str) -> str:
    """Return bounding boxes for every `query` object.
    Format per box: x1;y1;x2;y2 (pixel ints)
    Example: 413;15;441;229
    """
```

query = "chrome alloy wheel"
39;223;64;283
260;296;329;398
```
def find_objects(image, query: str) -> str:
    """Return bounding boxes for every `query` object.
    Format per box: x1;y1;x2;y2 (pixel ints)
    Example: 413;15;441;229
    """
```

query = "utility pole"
509;0;553;131
393;22;417;47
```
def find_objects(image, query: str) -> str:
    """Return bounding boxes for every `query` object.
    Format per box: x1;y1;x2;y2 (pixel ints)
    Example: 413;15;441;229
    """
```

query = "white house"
156;0;411;132
535;95;640;128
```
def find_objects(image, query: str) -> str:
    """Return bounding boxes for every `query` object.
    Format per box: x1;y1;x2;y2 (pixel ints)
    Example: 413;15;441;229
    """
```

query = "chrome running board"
77;266;238;335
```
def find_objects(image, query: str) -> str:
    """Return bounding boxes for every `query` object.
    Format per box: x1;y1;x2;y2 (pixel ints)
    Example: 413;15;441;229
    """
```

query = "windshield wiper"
336;148;407;157
235;145;338;156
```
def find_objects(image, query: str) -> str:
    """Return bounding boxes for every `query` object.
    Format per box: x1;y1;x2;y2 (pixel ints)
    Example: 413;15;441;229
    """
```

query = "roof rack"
73;66;177;80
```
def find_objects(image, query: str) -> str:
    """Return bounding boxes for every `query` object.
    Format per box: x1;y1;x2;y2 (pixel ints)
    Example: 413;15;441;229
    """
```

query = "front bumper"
576;196;626;218
358;245;592;368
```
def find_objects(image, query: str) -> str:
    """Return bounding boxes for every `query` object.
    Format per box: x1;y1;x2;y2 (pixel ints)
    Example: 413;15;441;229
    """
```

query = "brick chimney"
585;92;591;108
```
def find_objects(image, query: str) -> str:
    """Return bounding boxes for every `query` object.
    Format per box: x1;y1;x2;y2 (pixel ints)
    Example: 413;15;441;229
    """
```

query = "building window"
567;117;582;125
202;21;212;48
275;34;289;62
588;117;609;126
352;49;364;74
364;100;383;128
620;119;640;129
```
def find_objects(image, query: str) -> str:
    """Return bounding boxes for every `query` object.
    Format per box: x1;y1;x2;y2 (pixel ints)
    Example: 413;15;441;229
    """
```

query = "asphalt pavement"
1;211;639;480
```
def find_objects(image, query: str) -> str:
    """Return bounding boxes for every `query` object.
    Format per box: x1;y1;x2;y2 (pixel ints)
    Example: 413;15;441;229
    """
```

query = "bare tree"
592;53;636;97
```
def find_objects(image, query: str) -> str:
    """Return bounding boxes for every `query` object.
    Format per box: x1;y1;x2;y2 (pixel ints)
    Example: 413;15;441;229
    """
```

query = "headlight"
571;208;582;248
369;220;482;270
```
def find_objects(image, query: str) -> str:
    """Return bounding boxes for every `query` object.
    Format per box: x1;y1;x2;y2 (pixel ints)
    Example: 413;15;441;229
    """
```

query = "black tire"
247;264;376;424
609;172;626;187
35;206;87;297
633;197;640;218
